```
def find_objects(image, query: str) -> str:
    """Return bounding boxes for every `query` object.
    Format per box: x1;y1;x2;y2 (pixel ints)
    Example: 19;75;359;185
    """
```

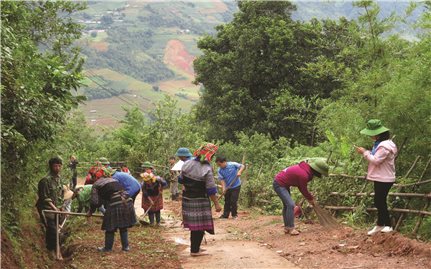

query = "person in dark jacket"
36;156;65;260
69;155;78;189
87;168;136;252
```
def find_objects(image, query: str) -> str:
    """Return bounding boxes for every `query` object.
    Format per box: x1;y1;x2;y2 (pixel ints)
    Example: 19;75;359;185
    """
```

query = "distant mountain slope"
76;0;420;127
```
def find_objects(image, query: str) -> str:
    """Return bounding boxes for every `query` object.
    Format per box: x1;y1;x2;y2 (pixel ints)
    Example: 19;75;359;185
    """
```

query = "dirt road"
70;179;430;269
149;194;430;269
135;191;299;268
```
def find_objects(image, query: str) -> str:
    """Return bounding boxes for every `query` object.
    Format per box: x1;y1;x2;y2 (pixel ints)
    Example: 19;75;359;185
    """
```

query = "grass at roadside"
64;218;180;269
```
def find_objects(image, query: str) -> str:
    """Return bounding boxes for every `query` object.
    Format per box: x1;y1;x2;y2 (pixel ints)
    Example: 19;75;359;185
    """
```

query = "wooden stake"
401;155;422;181
394;137;408;160
394;179;431;188
329;192;431;199
324;206;431;216
43;210;104;218
412;198;431;235
395;156;430;231
56;213;60;260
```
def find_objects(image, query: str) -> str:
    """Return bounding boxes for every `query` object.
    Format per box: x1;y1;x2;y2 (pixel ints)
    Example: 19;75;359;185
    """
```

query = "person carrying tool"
35;156;66;260
140;162;167;225
68;155;78;190
355;119;397;235
87;167;136;252
273;159;329;235
215;156;245;219
179;143;222;256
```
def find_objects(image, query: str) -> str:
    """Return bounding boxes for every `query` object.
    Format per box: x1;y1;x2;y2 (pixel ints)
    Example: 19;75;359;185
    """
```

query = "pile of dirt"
213;210;431;269
359;232;431;257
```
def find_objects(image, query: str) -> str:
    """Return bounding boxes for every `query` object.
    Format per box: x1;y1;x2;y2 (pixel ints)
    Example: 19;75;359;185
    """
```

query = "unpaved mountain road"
154;194;431;269
134;190;299;268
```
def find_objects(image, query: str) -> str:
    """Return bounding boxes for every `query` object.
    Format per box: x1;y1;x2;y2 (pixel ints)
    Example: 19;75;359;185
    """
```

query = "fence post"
56;213;60;260
412;197;431;236
394;156;429;231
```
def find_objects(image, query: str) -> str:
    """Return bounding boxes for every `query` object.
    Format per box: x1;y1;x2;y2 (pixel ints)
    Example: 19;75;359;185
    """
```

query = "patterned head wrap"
193;143;219;163
95;167;114;179
140;172;156;183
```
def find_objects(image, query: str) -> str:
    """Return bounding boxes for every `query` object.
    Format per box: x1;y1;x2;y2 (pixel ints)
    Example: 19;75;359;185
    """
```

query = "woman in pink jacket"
355;119;397;235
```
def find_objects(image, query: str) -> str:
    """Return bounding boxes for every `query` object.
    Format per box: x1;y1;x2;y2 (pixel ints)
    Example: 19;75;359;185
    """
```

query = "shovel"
139;195;159;225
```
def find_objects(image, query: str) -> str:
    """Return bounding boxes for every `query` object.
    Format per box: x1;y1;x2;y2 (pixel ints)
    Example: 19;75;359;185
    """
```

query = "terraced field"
76;1;234;127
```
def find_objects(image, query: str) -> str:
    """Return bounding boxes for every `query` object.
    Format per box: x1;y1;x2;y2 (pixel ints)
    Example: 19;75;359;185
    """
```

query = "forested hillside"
1;1;430;268
76;0;421;127
76;0;237;126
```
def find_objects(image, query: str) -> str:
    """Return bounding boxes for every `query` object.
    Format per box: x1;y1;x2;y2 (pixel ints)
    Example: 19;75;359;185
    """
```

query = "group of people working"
36;119;397;259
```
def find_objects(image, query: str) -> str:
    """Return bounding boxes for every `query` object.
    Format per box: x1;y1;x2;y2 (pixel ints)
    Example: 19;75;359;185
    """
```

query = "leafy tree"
97;96;207;173
1;0;86;227
317;0;431;173
193;0;362;144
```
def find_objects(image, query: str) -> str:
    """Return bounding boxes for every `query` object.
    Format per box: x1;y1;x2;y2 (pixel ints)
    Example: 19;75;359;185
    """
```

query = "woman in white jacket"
355;119;397;235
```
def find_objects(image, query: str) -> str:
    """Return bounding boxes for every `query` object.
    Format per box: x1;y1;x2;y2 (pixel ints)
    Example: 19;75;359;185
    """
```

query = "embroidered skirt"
102;199;136;231
182;197;214;234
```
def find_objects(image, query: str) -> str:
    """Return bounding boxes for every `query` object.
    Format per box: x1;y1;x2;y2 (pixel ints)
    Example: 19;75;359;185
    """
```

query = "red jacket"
85;166;103;185
275;162;314;200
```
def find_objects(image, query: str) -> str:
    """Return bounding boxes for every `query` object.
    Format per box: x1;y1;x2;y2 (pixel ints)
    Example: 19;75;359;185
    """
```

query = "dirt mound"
360;232;431;257
212;210;431;269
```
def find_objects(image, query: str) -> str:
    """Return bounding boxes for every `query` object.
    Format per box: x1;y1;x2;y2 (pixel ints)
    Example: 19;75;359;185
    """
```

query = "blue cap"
175;147;192;157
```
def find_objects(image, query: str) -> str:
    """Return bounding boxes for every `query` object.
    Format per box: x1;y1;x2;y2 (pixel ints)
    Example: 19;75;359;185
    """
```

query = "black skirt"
102;199;136;231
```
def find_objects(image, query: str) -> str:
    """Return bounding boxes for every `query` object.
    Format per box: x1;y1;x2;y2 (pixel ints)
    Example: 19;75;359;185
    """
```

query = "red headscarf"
193;143;219;163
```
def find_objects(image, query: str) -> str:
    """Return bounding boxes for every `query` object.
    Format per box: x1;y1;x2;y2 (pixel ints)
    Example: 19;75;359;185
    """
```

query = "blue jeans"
273;180;295;228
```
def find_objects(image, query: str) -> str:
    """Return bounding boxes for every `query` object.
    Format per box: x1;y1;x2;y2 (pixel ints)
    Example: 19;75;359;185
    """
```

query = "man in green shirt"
36;156;65;260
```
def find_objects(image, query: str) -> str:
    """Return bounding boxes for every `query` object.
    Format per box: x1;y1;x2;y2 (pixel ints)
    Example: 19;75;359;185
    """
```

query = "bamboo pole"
395;156;430;231
328;174;431;187
328;174;366;179
394;179;431;188
55;213;60;260
394;137;408;160
418;156;431;180
329;192;431;199
412;198;431;235
401;155;422;182
353;179;369;206
323;206;431;216
43;210;104;218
